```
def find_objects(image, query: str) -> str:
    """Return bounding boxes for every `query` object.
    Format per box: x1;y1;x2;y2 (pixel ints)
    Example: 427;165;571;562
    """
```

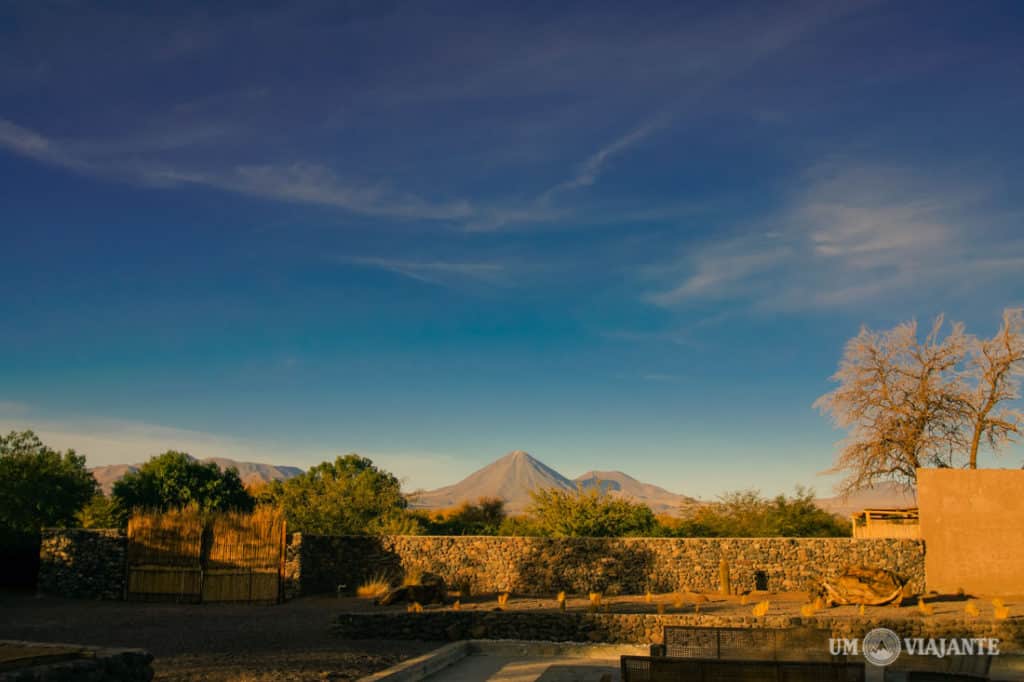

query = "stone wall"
332;611;1022;652
38;528;126;600
36;530;927;601
295;535;926;597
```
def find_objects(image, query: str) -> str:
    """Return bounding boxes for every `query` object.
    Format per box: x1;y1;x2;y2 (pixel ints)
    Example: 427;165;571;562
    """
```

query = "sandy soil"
0;592;436;681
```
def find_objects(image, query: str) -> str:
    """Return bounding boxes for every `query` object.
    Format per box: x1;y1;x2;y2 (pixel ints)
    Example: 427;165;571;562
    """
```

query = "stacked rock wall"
332;611;1022;652
38;528;126;600
295;535;926;597
37;530;926;601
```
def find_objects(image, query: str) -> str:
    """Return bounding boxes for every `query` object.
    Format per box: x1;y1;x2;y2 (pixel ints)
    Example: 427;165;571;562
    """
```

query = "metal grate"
662;626;837;662
902;674;989;682
621;656;866;682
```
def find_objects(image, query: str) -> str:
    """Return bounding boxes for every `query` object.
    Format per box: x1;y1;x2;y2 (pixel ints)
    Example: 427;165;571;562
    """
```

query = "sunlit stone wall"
294;535;925;596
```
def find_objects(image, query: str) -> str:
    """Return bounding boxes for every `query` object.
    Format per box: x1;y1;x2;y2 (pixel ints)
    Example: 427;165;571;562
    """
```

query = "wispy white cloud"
0;118;89;171
177;163;475;221
336;256;507;287
543;116;670;199
0;404;461;491
0;118;475;222
0;1;864;233
0;409;305;468
601;312;731;349
639;372;683;383
647;162;1024;311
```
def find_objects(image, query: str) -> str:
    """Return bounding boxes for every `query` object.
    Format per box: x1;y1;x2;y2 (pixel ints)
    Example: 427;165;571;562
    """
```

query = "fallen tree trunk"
821;566;904;606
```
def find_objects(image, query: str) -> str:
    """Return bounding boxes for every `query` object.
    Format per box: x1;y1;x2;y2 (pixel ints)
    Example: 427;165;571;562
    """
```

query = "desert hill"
574;470;700;515
410;450;698;515
91;456;303;493
410;450;575;514
814;482;917;517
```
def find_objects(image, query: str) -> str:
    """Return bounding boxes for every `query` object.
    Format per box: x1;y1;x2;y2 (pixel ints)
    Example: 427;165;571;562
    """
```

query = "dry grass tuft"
356;574;391;600
964;602;980;618
401;568;424;587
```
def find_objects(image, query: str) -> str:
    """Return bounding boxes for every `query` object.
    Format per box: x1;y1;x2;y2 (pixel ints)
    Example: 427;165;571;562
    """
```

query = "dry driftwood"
821;566;904;606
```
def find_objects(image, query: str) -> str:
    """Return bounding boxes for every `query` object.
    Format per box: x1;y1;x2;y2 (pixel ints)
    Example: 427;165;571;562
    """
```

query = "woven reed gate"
126;508;285;603
127;508;204;602
202;509;286;603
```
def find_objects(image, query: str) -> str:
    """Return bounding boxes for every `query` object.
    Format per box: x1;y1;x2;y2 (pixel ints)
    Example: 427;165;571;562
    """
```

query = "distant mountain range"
814;482;918;517
409;450;700;515
90;456;303;494
90;448;916;517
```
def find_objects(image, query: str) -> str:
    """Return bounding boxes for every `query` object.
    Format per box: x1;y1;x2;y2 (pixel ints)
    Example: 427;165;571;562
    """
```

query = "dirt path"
0;592;437;681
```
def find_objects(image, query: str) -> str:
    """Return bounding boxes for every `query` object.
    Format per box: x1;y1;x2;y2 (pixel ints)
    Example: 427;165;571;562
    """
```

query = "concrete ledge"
0;640;153;681
358;641;470;681
358;640;648;682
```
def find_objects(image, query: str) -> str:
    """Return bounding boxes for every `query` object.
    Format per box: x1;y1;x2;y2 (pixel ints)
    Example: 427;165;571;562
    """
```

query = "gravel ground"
0;592;438;681
2;590;1018;680
336;589;1023;623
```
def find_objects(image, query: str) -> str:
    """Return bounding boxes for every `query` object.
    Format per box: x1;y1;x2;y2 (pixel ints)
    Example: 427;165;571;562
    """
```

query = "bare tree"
962;308;1024;468
814;316;968;493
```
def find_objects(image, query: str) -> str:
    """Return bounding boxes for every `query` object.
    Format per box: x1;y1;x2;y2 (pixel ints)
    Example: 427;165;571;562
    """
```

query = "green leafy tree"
0;430;98;534
76;493;122;528
260;454;406;535
421;497;507;535
673;487;849;537
526;486;657;537
374;510;426;535
497;515;543;536
0;430;98;588
112;451;254;520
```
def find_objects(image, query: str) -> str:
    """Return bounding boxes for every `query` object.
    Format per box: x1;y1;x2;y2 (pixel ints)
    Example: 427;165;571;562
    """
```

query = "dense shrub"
257;454;407;535
112;451;254;523
665;487;850;537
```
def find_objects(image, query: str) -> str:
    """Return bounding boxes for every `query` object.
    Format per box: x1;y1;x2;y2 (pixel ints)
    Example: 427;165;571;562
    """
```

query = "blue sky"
2;1;1023;498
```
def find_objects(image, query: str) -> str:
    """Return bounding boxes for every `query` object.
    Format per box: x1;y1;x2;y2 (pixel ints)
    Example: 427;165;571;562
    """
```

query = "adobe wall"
917;468;1024;595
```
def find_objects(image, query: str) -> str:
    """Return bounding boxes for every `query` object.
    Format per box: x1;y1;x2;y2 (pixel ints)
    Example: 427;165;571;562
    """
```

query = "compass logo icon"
862;628;902;667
